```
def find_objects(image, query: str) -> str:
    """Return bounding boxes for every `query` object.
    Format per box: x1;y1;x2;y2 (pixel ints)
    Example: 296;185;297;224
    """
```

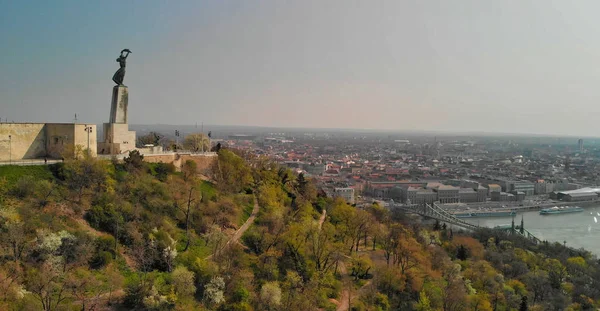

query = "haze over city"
2;1;600;136
8;2;600;310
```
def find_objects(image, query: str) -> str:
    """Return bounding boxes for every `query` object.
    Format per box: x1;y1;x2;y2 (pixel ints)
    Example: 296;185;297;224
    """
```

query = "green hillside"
0;149;598;310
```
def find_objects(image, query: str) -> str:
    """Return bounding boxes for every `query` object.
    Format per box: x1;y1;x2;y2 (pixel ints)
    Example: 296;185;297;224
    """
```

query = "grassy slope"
0;165;54;185
237;196;254;227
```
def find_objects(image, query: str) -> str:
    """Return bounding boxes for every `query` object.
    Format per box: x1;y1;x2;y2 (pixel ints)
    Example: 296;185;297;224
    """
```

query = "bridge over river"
393;202;542;244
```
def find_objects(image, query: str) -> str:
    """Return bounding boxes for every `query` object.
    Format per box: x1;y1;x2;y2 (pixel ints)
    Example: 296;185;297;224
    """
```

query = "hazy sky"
2;0;600;135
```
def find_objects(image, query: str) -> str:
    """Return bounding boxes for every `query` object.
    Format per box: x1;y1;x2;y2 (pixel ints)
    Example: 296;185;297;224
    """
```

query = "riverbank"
462;207;600;255
443;199;600;213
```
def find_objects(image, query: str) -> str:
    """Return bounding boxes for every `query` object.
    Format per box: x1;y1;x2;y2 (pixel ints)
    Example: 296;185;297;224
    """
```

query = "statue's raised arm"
112;49;132;85
121;49;132;58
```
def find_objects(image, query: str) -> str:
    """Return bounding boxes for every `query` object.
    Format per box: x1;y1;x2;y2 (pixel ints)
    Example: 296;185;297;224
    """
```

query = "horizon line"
128;123;599;139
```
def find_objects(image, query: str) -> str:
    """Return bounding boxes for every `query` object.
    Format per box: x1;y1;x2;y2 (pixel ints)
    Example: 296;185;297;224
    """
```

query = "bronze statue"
112;49;132;85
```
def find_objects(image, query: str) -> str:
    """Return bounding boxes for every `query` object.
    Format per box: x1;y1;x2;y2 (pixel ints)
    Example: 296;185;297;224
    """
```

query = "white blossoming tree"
203;276;225;307
260;281;282;310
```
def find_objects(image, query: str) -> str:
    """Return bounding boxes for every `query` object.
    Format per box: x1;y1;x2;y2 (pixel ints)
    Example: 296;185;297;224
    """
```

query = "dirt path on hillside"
205;196;259;260
333;243;388;310
231;196;259;243
74;218;108;237
336;260;351;311
74;217;136;270
318;209;327;229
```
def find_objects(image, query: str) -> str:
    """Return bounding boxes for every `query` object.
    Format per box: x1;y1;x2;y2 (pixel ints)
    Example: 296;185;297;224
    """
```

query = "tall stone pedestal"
98;85;137;155
98;123;136;155
109;86;129;124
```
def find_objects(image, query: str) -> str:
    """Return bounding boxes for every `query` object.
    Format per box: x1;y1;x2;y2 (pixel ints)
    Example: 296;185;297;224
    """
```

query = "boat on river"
454;210;516;218
539;206;584;215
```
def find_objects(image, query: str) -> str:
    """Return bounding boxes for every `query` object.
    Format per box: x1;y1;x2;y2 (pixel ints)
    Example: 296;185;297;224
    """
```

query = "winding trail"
336;261;351;311
312;208;352;311
231;196;260;244
334;244;384;310
318;209;327;229
74;217;136;269
205;195;259;259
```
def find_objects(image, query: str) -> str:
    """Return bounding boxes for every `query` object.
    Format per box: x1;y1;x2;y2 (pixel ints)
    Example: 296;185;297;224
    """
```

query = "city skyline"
3;1;600;136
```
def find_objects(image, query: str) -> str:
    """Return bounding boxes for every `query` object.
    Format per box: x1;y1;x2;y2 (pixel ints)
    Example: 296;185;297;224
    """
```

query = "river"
461;205;600;255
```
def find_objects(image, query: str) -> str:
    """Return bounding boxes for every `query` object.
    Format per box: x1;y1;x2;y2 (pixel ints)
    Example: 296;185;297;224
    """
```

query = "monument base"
110;86;129;124
99;83;137;155
98;123;136;155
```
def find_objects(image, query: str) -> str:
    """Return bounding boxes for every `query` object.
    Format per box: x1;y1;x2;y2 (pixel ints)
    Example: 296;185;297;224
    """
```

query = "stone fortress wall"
0;123;97;162
143;152;217;175
0;123;45;161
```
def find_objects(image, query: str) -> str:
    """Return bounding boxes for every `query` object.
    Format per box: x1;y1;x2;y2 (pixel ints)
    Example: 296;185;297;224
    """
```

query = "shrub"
151;162;176;181
85;204;123;234
90;235;116;268
48;162;66;180
11;175;37;198
90;251;113;269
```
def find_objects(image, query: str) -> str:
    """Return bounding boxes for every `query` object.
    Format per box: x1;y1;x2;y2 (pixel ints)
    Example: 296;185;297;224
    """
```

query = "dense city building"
333;187;355;204
215;129;600;208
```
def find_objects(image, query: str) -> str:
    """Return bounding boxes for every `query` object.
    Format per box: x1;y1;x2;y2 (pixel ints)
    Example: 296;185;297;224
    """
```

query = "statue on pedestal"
112;49;132;85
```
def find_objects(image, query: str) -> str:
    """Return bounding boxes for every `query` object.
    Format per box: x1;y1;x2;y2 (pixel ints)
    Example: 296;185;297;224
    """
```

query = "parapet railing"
0;159;63;166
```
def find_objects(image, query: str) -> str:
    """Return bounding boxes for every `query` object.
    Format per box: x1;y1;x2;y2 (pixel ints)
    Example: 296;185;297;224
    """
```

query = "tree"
415;290;433;311
296;172;317;201
151;162;175;181
438;263;468;311
308;222;341;275
519;295;528;311
211;142;222;153
522;270;551;304
281;271;305;309
137;131;163;147
66;268;106;311
203;276;225;307
25;263;71;311
545;258;567;290
351;254;372;280
566;256;587;276
204;224;228;258
62;156;110;202
260;281;282;310
379;224;403;266
0;264;24;309
183;133;210;152
393;236;423;275
468;292;493;311
212;149;253;193
182;160;197;182
451;236;484;260
123;150;145;172
169;176;201;252
104;263;124;305
328;198;371;253
456;245;468;261
433;219;441;231
0;209;31;263
142;280;176;310
35;230;92;273
171;266;196;299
